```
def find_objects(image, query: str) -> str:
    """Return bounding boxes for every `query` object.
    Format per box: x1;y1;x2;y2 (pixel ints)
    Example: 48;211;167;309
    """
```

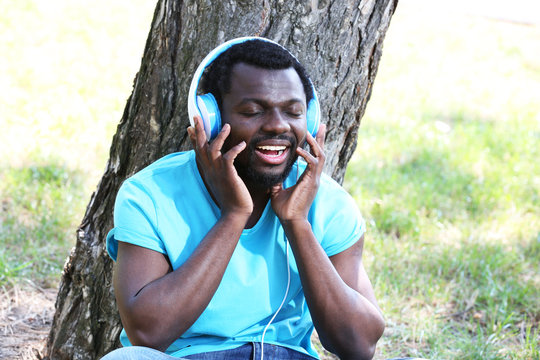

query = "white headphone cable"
260;161;299;359
260;239;291;360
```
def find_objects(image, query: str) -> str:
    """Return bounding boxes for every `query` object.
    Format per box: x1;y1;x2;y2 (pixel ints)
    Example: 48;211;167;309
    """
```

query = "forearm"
117;213;248;351
282;220;385;360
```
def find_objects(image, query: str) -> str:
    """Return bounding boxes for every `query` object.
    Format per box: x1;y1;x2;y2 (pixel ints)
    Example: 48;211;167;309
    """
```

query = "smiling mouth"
254;145;290;165
256;145;287;156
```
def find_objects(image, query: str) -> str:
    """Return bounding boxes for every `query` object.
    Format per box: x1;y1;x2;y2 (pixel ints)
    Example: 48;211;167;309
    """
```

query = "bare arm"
114;212;247;351
282;227;384;360
271;126;384;359
113;117;252;351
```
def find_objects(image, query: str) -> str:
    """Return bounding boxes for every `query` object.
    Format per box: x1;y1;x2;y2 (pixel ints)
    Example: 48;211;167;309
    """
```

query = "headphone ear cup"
196;93;221;140
306;98;320;137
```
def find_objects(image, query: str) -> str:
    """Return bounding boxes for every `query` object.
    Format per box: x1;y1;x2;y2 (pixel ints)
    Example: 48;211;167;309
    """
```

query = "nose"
261;108;291;134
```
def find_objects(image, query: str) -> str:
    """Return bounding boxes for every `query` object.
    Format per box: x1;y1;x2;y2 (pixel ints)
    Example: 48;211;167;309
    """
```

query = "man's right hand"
187;116;253;218
115;120;254;349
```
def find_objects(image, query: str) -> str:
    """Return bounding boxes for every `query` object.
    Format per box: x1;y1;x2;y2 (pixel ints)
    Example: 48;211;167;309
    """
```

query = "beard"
235;133;299;188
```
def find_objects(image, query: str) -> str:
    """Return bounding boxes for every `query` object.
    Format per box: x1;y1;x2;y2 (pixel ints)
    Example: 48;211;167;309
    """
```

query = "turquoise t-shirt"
106;150;365;358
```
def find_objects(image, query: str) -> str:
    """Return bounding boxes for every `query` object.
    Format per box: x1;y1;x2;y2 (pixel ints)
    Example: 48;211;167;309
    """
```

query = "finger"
191;116;212;165
297;147;324;178
193;115;208;149
187;126;195;143
296;147;317;165
316;124;327;149
209;123;231;155
270;183;283;197
222;141;246;163
305;131;322;158
188;126;200;155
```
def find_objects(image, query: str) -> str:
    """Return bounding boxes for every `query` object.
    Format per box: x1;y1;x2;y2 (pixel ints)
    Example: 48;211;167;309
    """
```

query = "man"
104;38;384;360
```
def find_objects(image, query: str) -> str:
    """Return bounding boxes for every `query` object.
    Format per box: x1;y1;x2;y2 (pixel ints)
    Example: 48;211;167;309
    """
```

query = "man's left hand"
270;124;326;223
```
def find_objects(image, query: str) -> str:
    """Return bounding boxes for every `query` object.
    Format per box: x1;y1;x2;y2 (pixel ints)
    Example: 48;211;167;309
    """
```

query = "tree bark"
44;0;398;359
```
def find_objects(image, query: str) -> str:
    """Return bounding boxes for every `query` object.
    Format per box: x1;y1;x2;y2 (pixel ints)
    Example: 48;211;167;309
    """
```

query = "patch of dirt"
0;284;339;359
0;285;56;360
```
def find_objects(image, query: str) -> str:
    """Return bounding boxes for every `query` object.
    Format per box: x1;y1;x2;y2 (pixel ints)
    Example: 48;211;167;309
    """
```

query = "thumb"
270;184;283;197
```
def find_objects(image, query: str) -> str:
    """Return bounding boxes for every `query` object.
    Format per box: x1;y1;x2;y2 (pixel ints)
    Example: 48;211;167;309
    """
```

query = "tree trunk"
44;0;398;358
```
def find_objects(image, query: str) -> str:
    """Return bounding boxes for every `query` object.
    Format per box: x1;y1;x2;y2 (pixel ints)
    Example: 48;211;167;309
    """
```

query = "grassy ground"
346;2;540;359
1;0;538;359
0;0;156;286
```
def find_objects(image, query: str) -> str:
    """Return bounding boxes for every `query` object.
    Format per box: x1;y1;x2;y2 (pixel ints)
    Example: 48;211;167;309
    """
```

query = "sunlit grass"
347;2;540;359
0;0;156;285
0;163;85;286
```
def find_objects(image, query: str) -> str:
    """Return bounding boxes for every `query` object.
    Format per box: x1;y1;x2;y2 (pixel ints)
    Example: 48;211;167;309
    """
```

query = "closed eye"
286;111;303;118
239;111;263;117
284;103;304;118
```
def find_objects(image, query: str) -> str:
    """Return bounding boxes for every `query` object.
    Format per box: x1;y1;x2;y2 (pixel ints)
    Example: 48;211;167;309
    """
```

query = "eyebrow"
236;98;305;107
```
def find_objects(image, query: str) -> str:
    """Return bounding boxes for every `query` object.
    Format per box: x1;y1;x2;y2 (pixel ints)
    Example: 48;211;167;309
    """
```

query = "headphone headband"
187;37;320;139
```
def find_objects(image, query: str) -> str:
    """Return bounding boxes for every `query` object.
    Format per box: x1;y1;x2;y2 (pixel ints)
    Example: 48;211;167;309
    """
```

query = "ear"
196;93;221;140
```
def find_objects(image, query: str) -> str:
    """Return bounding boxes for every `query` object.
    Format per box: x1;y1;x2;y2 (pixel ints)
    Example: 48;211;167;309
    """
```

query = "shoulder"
113;150;199;219
314;171;361;220
290;162;365;256
285;160;358;211
318;171;350;195
120;151;196;195
107;151;198;260
127;150;195;184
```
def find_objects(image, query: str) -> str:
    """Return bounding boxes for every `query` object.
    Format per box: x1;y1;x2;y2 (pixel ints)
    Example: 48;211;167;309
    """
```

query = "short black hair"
200;39;314;110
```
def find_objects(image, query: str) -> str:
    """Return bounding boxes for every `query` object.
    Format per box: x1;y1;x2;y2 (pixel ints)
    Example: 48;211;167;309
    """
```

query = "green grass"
0;0;155;286
1;0;539;359
0;163;86;286
345;2;540;359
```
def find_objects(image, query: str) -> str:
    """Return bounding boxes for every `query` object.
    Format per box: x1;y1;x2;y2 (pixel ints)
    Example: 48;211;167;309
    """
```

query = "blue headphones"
187;37;320;140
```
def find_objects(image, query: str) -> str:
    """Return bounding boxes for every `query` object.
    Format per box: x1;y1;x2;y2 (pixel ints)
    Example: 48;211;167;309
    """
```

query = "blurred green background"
1;0;538;359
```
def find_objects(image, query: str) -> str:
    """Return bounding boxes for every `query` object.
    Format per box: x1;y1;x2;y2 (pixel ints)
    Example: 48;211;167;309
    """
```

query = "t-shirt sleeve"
316;185;366;257
106;179;166;261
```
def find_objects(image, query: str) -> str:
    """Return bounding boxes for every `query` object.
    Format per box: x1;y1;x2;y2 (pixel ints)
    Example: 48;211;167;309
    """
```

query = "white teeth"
257;145;287;151
262;150;283;157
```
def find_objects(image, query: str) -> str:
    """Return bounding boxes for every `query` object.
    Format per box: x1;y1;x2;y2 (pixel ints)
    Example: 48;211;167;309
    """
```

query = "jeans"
101;342;315;359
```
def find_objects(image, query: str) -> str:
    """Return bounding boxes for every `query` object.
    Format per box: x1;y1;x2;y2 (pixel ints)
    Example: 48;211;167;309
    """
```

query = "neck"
243;179;272;229
195;158;271;229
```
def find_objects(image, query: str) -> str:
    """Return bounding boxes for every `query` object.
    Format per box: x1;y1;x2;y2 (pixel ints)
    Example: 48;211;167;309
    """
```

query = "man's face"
221;63;308;188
